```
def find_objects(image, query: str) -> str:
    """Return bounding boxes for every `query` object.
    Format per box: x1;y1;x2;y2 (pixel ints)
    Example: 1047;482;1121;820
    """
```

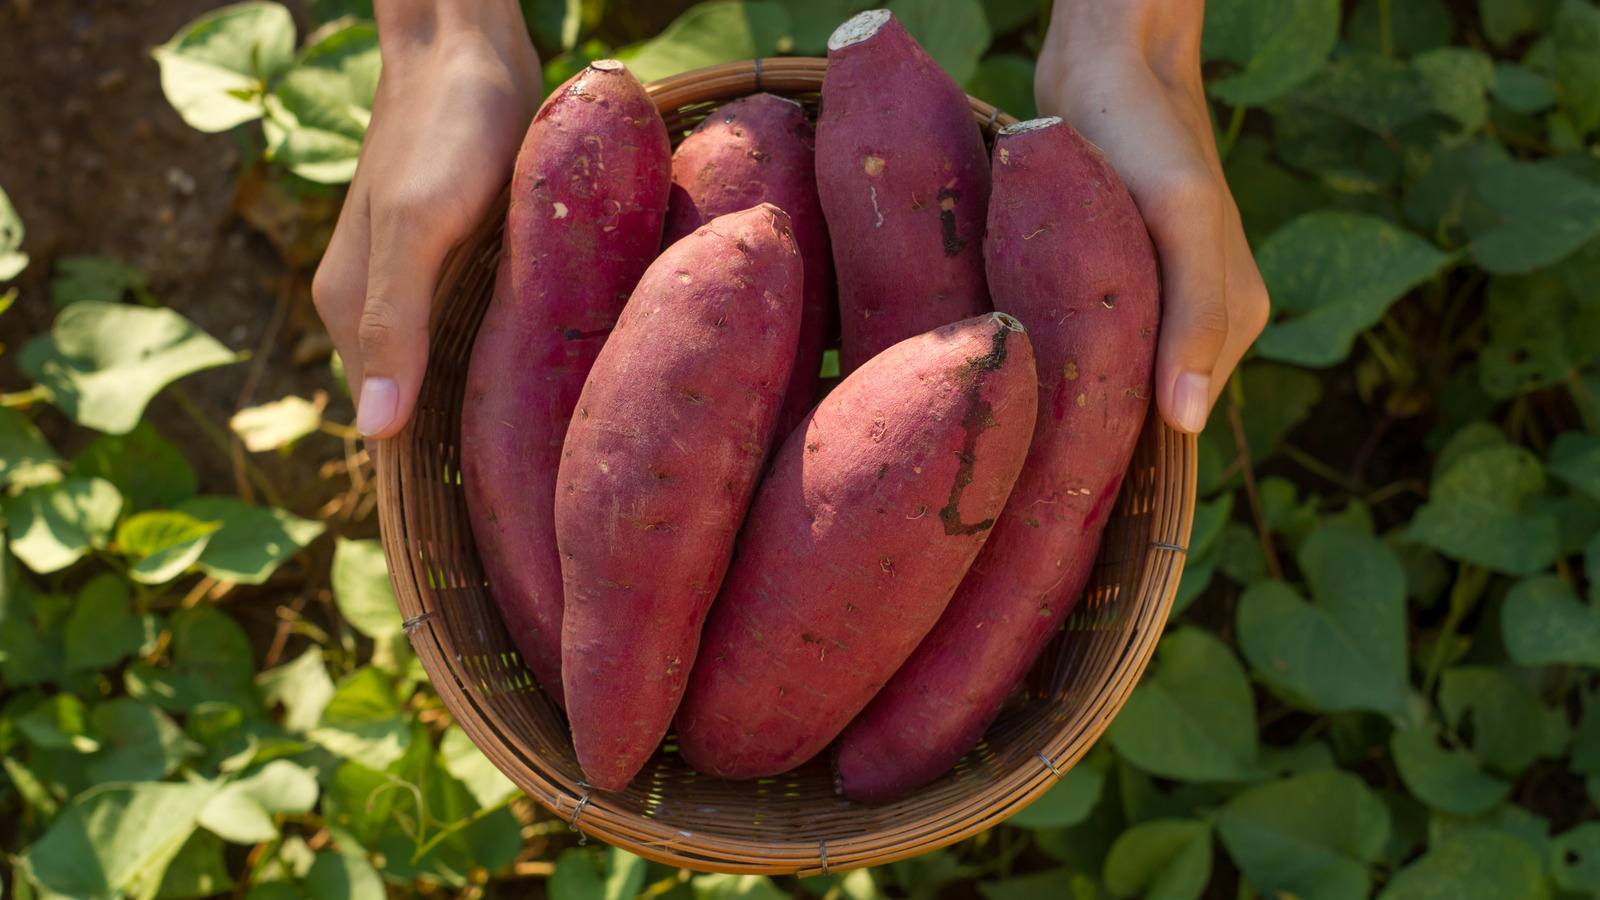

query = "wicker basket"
374;57;1197;876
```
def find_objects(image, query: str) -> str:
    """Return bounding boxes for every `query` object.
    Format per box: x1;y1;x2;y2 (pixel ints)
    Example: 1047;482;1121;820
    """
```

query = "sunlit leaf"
230;393;327;452
116;511;220;585
264;21;381;183
153;1;296;132
74;422;198;512
21;781;219;900
178;496;325;585
0;182;27;280
886;0;991;85
5;477;123;574
615;2;791;84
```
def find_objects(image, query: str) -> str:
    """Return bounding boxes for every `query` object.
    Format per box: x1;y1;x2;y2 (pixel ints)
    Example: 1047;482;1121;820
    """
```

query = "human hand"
313;0;541;438
1034;0;1269;434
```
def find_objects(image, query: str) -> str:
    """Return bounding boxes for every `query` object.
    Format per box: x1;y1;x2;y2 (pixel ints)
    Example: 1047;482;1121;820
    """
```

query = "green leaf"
51;256;150;309
1479;273;1600;399
1409;442;1560;575
126;604;262;715
0;183;27;280
74;422;198;512
550;849;604;900
692;873;791;900
1005;763;1104;829
309;0;373;22
155;829;234;900
330;537;402;641
198;760;320;844
1552;0;1600;135
982;0;1038;34
1470;161;1600;274
604;848;649;900
87;700;201;784
1480;0;1558;45
1501;574;1600;667
1289;54;1434;133
1494;62;1559;112
256;646;336;735
178;496;325;585
1551;822;1600;892
440;725;519;810
1390;726;1513;816
772;0;873;54
1429;803;1552;862
153;1;296;132
615;2;791;84
1573;688;1600;774
0;408;62;489
1378;831;1546;900
1254;211;1455;367
21;780;219;900
230;394;326;452
1551;431;1600;504
64;573;146;672
964;53;1037;122
264;21;381;183
1103;819;1213;900
1438;667;1566;774
1346;0;1454;56
1217;770;1391;900
18;302;240;435
977;869;1083;900
1236;525;1411;718
1202;0;1340;105
116;511;220;585
304;846;385;900
17;694;100;753
886;0;991;85
1;583;70;688
1415;47;1497;131
309;666;409;770
1221;362;1324;466
1107;628;1260;781
5;477;123;574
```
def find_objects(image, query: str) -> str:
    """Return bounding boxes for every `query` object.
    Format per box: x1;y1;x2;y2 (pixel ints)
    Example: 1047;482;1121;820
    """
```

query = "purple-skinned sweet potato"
674;312;1038;781
556;204;803;792
664;93;834;440
833;116;1160;803
460;60;671;711
816;10;993;375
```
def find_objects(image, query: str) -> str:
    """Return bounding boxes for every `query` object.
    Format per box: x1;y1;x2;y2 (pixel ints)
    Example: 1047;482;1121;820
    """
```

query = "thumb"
354;209;444;439
1143;173;1230;435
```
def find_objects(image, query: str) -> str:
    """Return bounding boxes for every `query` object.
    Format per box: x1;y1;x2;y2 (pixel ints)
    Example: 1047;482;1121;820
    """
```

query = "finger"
1212;216;1272;397
1125;161;1229;434
313;176;374;404
354;193;453;438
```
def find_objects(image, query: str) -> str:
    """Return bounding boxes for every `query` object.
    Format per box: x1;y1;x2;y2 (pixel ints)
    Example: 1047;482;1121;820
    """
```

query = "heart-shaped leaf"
1288;54;1434;133
309;665;410;770
1479;0;1558;46
263;21;380;184
1236;525;1411;718
1202;0;1341;106
1217;770;1391;900
1378;831;1546;900
1409;440;1560;575
87;699;202;784
1479;273;1600;399
116;511;220;585
19;302;240;435
256;647;336;736
198;760;320;844
331;537;403;642
1107;628;1261;781
1253;212;1457;367
153;1;296;132
65;574;148;673
1415;47;1496;131
229;393;327;452
125;605;262;715
1438;666;1569;774
178;496;325;585
1551;0;1600;135
440;725;520;810
614;2;791;84
0;407;62;488
1470;161;1600;273
50;256;150;309
5;477;123;574
1103;819;1213;900
1391;726;1513;816
1005;762;1104;829
886;0;991;85
1551;822;1600;893
1501;574;1600;666
74;422;197;512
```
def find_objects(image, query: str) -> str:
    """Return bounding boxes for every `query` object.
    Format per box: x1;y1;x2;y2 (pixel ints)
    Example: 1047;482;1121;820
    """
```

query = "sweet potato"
556;204;803;791
461;60;671;710
833;116;1159;803
663;93;834;440
674;313;1038;781
816;10;993;375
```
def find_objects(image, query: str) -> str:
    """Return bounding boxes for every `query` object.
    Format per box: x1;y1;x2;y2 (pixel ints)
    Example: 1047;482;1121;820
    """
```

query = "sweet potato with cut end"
461;60;671;710
817;9;992;375
833;116;1160;804
674;313;1038;781
557;204;803;792
664;93;834;442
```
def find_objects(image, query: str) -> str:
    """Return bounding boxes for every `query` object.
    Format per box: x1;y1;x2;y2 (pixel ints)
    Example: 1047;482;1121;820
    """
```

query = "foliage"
1;0;1594;897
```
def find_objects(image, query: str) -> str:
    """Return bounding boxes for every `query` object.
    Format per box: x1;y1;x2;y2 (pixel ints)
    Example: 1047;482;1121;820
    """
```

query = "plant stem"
167;384;284;508
1423;564;1489;695
0;385;51;408
1227;391;1285;581
1379;0;1395;58
1361;330;1407;384
1279;441;1366;494
1219;103;1248;160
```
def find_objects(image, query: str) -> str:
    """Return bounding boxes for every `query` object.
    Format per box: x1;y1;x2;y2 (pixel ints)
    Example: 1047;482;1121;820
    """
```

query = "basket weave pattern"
373;58;1197;875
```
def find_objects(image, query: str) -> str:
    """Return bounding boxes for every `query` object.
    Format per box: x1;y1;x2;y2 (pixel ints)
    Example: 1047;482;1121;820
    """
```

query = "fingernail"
356;377;399;437
1174;372;1210;433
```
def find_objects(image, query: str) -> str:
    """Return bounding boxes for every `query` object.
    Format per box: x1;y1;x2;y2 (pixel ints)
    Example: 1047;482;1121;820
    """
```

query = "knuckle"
1150;168;1224;221
357;300;403;358
1188;298;1231;344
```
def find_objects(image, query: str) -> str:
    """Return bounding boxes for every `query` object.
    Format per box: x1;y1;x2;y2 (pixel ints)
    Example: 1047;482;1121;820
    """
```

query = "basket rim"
372;56;1197;876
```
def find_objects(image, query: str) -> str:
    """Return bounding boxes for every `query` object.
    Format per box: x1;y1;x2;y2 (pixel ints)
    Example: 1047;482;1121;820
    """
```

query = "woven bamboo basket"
373;57;1197;876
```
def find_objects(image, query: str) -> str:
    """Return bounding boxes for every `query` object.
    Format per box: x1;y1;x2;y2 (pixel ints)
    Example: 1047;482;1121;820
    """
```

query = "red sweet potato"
663;93;834;440
816;9;993;375
461;61;671;710
674;313;1038;781
556;204;803;791
833;116;1160;803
